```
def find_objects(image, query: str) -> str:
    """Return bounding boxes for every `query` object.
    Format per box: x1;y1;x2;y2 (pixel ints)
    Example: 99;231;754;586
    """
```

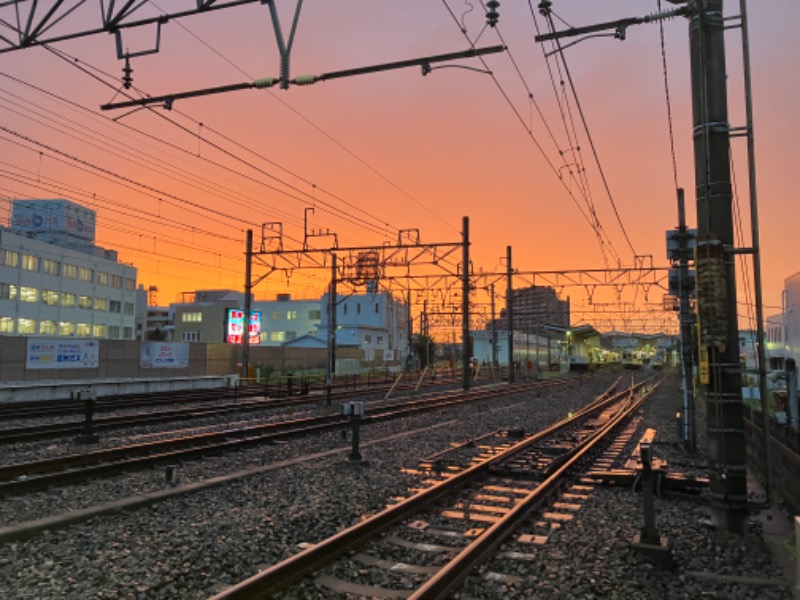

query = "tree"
412;334;436;369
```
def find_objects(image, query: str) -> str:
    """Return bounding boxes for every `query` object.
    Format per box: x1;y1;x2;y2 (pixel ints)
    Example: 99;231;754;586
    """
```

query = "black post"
326;254;337;405
461;216;471;392
506;245;514;383
689;0;748;533
676;189;697;451
242;229;253;384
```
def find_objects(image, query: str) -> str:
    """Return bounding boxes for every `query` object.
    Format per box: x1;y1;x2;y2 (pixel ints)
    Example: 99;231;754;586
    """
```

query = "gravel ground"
0;371;793;599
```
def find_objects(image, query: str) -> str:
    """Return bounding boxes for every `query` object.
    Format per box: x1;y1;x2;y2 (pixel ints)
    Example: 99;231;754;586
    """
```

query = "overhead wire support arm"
533;7;688;45
100;45;506;111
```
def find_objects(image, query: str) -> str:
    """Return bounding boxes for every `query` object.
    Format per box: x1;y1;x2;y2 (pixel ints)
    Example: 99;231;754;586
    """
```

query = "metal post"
739;0;773;500
242;229;253;384
676;189;697;451
462;216;471;392
506;245;514;383
326;254;337;405
490;283;498;373
689;0;748;533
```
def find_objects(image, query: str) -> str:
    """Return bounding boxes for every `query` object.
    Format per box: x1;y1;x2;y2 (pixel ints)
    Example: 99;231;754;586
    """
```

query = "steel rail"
411;382;659;599
210;378;650;600
0;378;576;496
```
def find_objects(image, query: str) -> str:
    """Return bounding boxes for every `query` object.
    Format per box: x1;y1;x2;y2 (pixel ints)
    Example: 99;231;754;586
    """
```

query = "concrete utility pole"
506;246;514;383
675;189;697;451
462;216;471;392
689;0;748;533
326;254;337;403
243;229;253;383
490;284;498;371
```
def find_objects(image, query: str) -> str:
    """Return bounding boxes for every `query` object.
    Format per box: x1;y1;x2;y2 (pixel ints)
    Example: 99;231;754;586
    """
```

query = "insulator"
538;0;552;17
253;77;279;89
486;0;499;27
122;57;133;90
292;75;318;86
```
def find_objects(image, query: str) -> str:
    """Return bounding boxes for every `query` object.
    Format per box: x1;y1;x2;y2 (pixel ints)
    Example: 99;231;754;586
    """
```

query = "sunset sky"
0;1;797;335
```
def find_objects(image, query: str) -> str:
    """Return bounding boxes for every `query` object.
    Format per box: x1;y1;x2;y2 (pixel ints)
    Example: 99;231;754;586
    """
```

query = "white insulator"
253;77;278;89
292;75;318;86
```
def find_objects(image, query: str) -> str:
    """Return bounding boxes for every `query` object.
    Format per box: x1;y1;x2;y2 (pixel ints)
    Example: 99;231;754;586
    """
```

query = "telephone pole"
690;0;748;533
535;0;748;533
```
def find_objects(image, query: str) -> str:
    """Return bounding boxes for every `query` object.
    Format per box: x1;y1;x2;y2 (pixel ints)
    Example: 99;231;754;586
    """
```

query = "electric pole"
690;0;748;533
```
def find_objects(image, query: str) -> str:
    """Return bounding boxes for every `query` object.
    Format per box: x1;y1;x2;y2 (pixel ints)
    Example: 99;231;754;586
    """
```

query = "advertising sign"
226;309;262;344
140;342;190;369
26;338;100;369
12;199;97;243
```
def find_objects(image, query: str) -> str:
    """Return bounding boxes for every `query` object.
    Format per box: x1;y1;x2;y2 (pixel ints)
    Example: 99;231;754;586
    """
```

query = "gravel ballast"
0;372;794;599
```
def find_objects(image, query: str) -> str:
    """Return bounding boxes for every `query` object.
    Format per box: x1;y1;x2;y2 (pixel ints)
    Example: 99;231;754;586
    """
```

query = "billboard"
140;342;190;369
12;199;97;243
26;338;100;369
226;309;262;344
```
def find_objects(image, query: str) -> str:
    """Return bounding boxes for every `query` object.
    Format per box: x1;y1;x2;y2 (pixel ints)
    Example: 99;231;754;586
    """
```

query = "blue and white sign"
26;338;100;369
140;342;190;369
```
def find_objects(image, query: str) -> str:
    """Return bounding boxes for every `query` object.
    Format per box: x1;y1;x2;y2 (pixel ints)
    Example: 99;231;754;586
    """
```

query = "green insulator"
253;77;278;89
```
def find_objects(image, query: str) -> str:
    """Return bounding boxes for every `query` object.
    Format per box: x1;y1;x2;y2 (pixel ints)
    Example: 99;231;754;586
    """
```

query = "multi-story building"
171;290;243;343
254;293;321;346
490;285;570;333
316;289;409;363
0;199;138;340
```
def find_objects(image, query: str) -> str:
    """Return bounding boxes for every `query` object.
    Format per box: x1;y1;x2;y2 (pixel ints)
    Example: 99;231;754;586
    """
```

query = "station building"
0;199;138;340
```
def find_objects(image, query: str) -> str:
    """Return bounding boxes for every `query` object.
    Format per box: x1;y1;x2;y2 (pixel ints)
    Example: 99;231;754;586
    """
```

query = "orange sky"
1;1;797;334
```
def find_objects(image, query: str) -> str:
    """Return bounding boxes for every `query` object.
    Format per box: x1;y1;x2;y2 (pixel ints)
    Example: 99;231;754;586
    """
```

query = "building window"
22;254;40;271
93;324;107;338
357;303;361;314
270;331;286;342
78;295;92;309
61;293;76;307
309;309;321;320
43;259;60;275
124;302;134;315
110;300;121;313
377;336;384;345
375;304;380;314
59;322;75;336
18;318;37;334
39;320;57;335
63;263;78;279
76;323;91;337
94;297;109;311
2;249;19;268
271;311;282;321
364;334;372;344
123;327;133;339
0;283;17;300
286;331;297;341
20;287;39;303
181;331;200;342
108;325;120;339
182;312;202;322
286;310;298;320
97;271;108;285
111;275;122;288
343;304;348;315
0;317;13;333
42;290;60;305
79;267;93;282
125;278;135;291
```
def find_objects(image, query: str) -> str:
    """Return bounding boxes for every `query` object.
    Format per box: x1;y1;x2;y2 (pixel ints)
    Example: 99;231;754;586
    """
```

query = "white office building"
0;199;138;340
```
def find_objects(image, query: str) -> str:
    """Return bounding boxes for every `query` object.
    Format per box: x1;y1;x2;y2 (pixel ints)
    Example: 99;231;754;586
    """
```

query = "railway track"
0;377;581;497
210;376;657;599
0;372;462;422
0;374;469;444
